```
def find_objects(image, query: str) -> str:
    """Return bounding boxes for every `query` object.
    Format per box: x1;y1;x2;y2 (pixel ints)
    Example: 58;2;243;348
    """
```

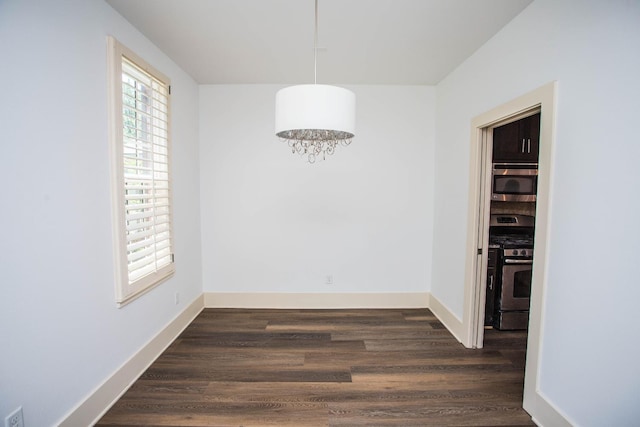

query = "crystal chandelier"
275;0;356;163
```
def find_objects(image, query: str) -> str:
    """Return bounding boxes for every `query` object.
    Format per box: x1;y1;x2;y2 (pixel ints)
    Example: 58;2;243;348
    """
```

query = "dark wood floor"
97;308;534;426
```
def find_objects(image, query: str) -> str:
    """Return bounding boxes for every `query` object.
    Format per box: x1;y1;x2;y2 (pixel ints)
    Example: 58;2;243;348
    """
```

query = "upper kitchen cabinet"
492;113;540;163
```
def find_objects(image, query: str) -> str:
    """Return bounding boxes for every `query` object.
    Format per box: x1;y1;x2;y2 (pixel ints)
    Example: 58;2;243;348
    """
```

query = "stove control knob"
512;250;518;256
520;250;527;256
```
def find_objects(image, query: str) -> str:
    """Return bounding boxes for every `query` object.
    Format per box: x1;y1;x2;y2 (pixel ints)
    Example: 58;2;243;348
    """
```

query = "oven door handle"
504;259;533;264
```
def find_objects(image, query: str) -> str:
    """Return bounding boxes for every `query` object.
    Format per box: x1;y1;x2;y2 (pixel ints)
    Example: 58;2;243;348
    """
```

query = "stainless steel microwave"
491;163;538;202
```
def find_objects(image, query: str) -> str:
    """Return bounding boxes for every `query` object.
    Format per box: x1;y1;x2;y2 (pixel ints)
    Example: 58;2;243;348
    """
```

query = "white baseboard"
58;294;205;427
527;389;574;427
204;292;431;309
428;293;464;344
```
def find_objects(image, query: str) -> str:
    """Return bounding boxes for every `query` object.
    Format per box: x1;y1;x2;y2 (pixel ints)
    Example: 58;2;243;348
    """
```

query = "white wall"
432;0;640;425
200;85;434;296
0;1;202;425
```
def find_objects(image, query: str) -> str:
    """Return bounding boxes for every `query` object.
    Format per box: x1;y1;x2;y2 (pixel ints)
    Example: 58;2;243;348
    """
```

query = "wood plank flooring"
97;308;534;426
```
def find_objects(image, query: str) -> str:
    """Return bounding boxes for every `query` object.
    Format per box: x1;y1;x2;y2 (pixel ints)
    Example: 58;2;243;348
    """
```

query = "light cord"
314;0;318;84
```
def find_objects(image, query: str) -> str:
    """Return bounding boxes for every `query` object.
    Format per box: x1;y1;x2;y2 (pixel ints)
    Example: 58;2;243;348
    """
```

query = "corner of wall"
427;293;465;344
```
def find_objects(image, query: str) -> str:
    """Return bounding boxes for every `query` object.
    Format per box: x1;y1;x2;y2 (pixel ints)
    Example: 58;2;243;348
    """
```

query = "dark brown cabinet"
492;113;540;163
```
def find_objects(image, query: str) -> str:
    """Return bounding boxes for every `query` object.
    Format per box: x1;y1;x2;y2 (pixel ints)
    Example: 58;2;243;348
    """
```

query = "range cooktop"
489;233;534;249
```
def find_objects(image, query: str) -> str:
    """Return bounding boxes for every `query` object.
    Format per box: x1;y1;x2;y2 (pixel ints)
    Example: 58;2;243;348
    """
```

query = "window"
107;36;174;306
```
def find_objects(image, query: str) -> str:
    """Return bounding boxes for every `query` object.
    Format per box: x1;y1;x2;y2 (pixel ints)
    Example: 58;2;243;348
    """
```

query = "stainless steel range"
486;214;535;330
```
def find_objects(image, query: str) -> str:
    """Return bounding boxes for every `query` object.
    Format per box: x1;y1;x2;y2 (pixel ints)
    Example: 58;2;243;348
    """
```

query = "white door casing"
461;82;570;426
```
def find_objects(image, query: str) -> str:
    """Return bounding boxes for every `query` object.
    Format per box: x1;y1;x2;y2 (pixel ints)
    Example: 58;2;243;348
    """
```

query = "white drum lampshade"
275;84;356;140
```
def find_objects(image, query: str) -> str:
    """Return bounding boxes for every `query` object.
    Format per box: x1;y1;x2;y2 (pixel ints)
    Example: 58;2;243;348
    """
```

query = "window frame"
107;36;174;306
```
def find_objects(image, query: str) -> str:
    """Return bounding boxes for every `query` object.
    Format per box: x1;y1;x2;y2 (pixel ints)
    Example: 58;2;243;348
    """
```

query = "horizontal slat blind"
121;57;173;285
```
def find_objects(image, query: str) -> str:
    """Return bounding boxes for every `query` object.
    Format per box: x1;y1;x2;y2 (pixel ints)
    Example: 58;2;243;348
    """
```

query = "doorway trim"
461;81;570;426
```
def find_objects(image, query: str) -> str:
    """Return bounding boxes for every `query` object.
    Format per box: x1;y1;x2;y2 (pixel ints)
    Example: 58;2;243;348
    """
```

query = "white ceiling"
106;0;533;85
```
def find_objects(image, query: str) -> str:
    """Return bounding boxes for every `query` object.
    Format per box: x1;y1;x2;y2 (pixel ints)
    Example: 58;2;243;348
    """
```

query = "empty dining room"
2;1;640;426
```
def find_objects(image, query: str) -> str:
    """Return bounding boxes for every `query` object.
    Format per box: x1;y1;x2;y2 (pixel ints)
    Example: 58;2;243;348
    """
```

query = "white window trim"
107;36;174;307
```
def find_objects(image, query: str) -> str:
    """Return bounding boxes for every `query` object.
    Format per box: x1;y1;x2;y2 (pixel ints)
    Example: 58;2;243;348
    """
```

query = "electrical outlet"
4;407;24;427
175;292;180;305
325;275;333;285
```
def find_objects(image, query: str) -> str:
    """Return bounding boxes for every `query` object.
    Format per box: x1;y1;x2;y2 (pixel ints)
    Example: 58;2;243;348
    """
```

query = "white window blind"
108;37;174;305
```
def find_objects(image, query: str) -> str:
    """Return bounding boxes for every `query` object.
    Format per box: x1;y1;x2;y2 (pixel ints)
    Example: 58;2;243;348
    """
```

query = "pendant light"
275;0;356;163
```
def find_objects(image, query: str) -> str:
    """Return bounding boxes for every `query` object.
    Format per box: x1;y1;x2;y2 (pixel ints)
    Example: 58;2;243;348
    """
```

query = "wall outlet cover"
4;407;24;427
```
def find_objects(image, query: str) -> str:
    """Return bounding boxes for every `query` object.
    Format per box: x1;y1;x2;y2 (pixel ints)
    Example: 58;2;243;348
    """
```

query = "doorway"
461;82;557;417
475;108;540;343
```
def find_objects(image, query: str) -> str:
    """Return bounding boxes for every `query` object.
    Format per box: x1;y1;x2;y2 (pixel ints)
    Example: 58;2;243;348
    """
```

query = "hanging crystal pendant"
274;0;356;163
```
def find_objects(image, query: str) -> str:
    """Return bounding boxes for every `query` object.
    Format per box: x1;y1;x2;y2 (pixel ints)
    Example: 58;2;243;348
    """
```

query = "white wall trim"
204;292;431;309
58;294;205;426
529;389;575;427
428;293;464;343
